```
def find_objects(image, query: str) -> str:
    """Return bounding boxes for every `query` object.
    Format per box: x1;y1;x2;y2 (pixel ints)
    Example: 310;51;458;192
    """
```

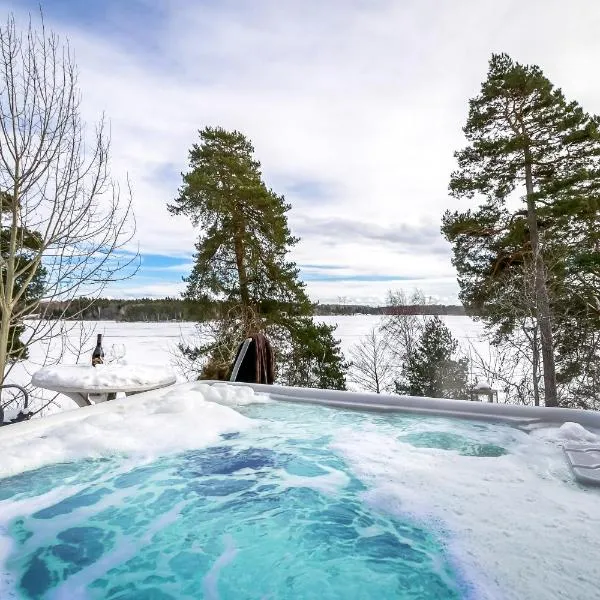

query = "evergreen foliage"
169;127;311;326
0;192;45;360
395;317;469;399
170;127;347;388
277;318;348;390
442;53;600;407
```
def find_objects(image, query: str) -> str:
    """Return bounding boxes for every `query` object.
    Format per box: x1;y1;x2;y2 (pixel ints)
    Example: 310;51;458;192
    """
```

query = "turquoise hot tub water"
0;393;597;599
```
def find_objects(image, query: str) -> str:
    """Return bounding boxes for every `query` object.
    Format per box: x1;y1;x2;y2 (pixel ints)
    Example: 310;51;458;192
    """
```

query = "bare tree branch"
348;327;396;394
0;12;138;389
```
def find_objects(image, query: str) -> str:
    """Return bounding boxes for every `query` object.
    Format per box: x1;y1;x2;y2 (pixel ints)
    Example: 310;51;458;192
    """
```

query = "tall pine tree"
443;53;600;407
169;127;347;389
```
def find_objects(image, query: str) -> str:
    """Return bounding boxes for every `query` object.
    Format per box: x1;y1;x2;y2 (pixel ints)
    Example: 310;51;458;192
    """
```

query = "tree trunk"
0;185;19;384
531;325;540;407
524;147;558;407
234;235;249;305
233;226;252;335
0;308;11;384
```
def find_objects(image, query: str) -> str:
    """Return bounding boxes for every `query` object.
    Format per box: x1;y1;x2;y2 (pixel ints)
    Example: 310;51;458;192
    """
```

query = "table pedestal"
64;391;118;407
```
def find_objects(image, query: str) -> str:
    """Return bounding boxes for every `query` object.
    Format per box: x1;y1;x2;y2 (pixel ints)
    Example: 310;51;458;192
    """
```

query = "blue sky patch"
285;179;333;200
299;270;421;283
140;253;192;269
133;254;193;287
18;0;167;59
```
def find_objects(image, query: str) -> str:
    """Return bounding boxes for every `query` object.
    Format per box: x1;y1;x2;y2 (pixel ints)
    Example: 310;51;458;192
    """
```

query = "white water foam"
532;421;600;444
0;481;119;600
331;422;600;600
202;535;239;600
47;501;188;600
277;467;351;495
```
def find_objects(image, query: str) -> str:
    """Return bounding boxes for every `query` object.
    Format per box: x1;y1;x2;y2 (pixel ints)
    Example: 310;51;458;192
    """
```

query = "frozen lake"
5;316;488;415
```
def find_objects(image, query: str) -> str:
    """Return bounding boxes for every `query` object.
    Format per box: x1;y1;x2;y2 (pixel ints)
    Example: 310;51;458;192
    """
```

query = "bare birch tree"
0;14;136;390
348;326;395;394
380;289;429;366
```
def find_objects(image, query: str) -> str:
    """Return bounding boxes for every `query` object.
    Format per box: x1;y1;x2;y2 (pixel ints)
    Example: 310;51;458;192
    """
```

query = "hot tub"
1;382;599;599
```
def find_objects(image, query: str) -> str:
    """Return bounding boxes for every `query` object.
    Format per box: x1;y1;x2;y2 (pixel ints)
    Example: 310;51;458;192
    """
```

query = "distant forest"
36;298;466;322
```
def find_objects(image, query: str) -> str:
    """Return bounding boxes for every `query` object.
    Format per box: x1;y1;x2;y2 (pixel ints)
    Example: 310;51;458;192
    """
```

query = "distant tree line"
36;298;467;321
380;304;466;317
39;298;200;322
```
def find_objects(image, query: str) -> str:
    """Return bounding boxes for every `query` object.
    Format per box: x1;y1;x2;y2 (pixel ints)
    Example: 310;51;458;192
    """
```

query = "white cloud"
107;280;186;300
4;0;600;302
304;277;461;306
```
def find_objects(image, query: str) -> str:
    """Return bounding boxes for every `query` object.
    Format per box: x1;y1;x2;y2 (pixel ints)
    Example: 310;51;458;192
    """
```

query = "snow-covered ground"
0;382;263;478
3;316;487;417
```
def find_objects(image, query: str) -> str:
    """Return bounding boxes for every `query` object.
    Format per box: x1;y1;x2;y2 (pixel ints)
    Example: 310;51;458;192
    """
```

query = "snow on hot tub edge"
0;382;268;479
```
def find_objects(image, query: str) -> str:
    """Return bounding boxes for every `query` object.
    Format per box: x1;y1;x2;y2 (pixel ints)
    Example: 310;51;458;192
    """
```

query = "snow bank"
1;407;22;424
202;382;273;405
0;383;264;479
533;421;600;444
331;423;600;600
31;363;176;392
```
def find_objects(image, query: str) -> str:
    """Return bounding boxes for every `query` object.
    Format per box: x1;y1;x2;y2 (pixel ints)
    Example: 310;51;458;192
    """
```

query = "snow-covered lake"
5;316;488;416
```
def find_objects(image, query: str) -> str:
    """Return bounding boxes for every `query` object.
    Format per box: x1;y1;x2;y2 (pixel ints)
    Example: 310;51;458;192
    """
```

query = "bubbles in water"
400;431;507;457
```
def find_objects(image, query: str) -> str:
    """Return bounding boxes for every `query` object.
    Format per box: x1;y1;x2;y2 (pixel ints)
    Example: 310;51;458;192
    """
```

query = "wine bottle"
92;334;104;367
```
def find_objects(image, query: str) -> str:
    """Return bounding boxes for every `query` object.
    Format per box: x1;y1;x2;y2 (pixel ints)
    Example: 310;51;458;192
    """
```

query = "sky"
5;0;600;304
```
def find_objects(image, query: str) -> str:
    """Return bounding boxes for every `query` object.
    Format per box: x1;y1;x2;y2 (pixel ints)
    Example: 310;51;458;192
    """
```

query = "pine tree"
170;127;347;388
442;53;600;407
0;192;45;363
396;317;469;399
279;318;348;390
169;127;312;329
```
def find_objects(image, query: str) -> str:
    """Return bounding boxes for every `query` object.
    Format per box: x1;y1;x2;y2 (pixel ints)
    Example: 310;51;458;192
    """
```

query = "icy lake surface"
1;383;599;599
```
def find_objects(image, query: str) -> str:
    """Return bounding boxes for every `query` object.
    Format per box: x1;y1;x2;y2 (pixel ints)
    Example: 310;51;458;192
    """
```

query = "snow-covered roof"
472;380;492;391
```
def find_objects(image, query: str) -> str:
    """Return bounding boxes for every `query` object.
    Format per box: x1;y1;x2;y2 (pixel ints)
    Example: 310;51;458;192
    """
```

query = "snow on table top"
31;363;177;393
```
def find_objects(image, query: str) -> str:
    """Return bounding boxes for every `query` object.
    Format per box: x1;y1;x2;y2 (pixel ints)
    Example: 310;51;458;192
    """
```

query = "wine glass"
111;343;126;364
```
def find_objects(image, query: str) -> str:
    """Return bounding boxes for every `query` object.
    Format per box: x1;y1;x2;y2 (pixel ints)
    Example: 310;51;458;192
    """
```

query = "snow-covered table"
31;364;177;408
